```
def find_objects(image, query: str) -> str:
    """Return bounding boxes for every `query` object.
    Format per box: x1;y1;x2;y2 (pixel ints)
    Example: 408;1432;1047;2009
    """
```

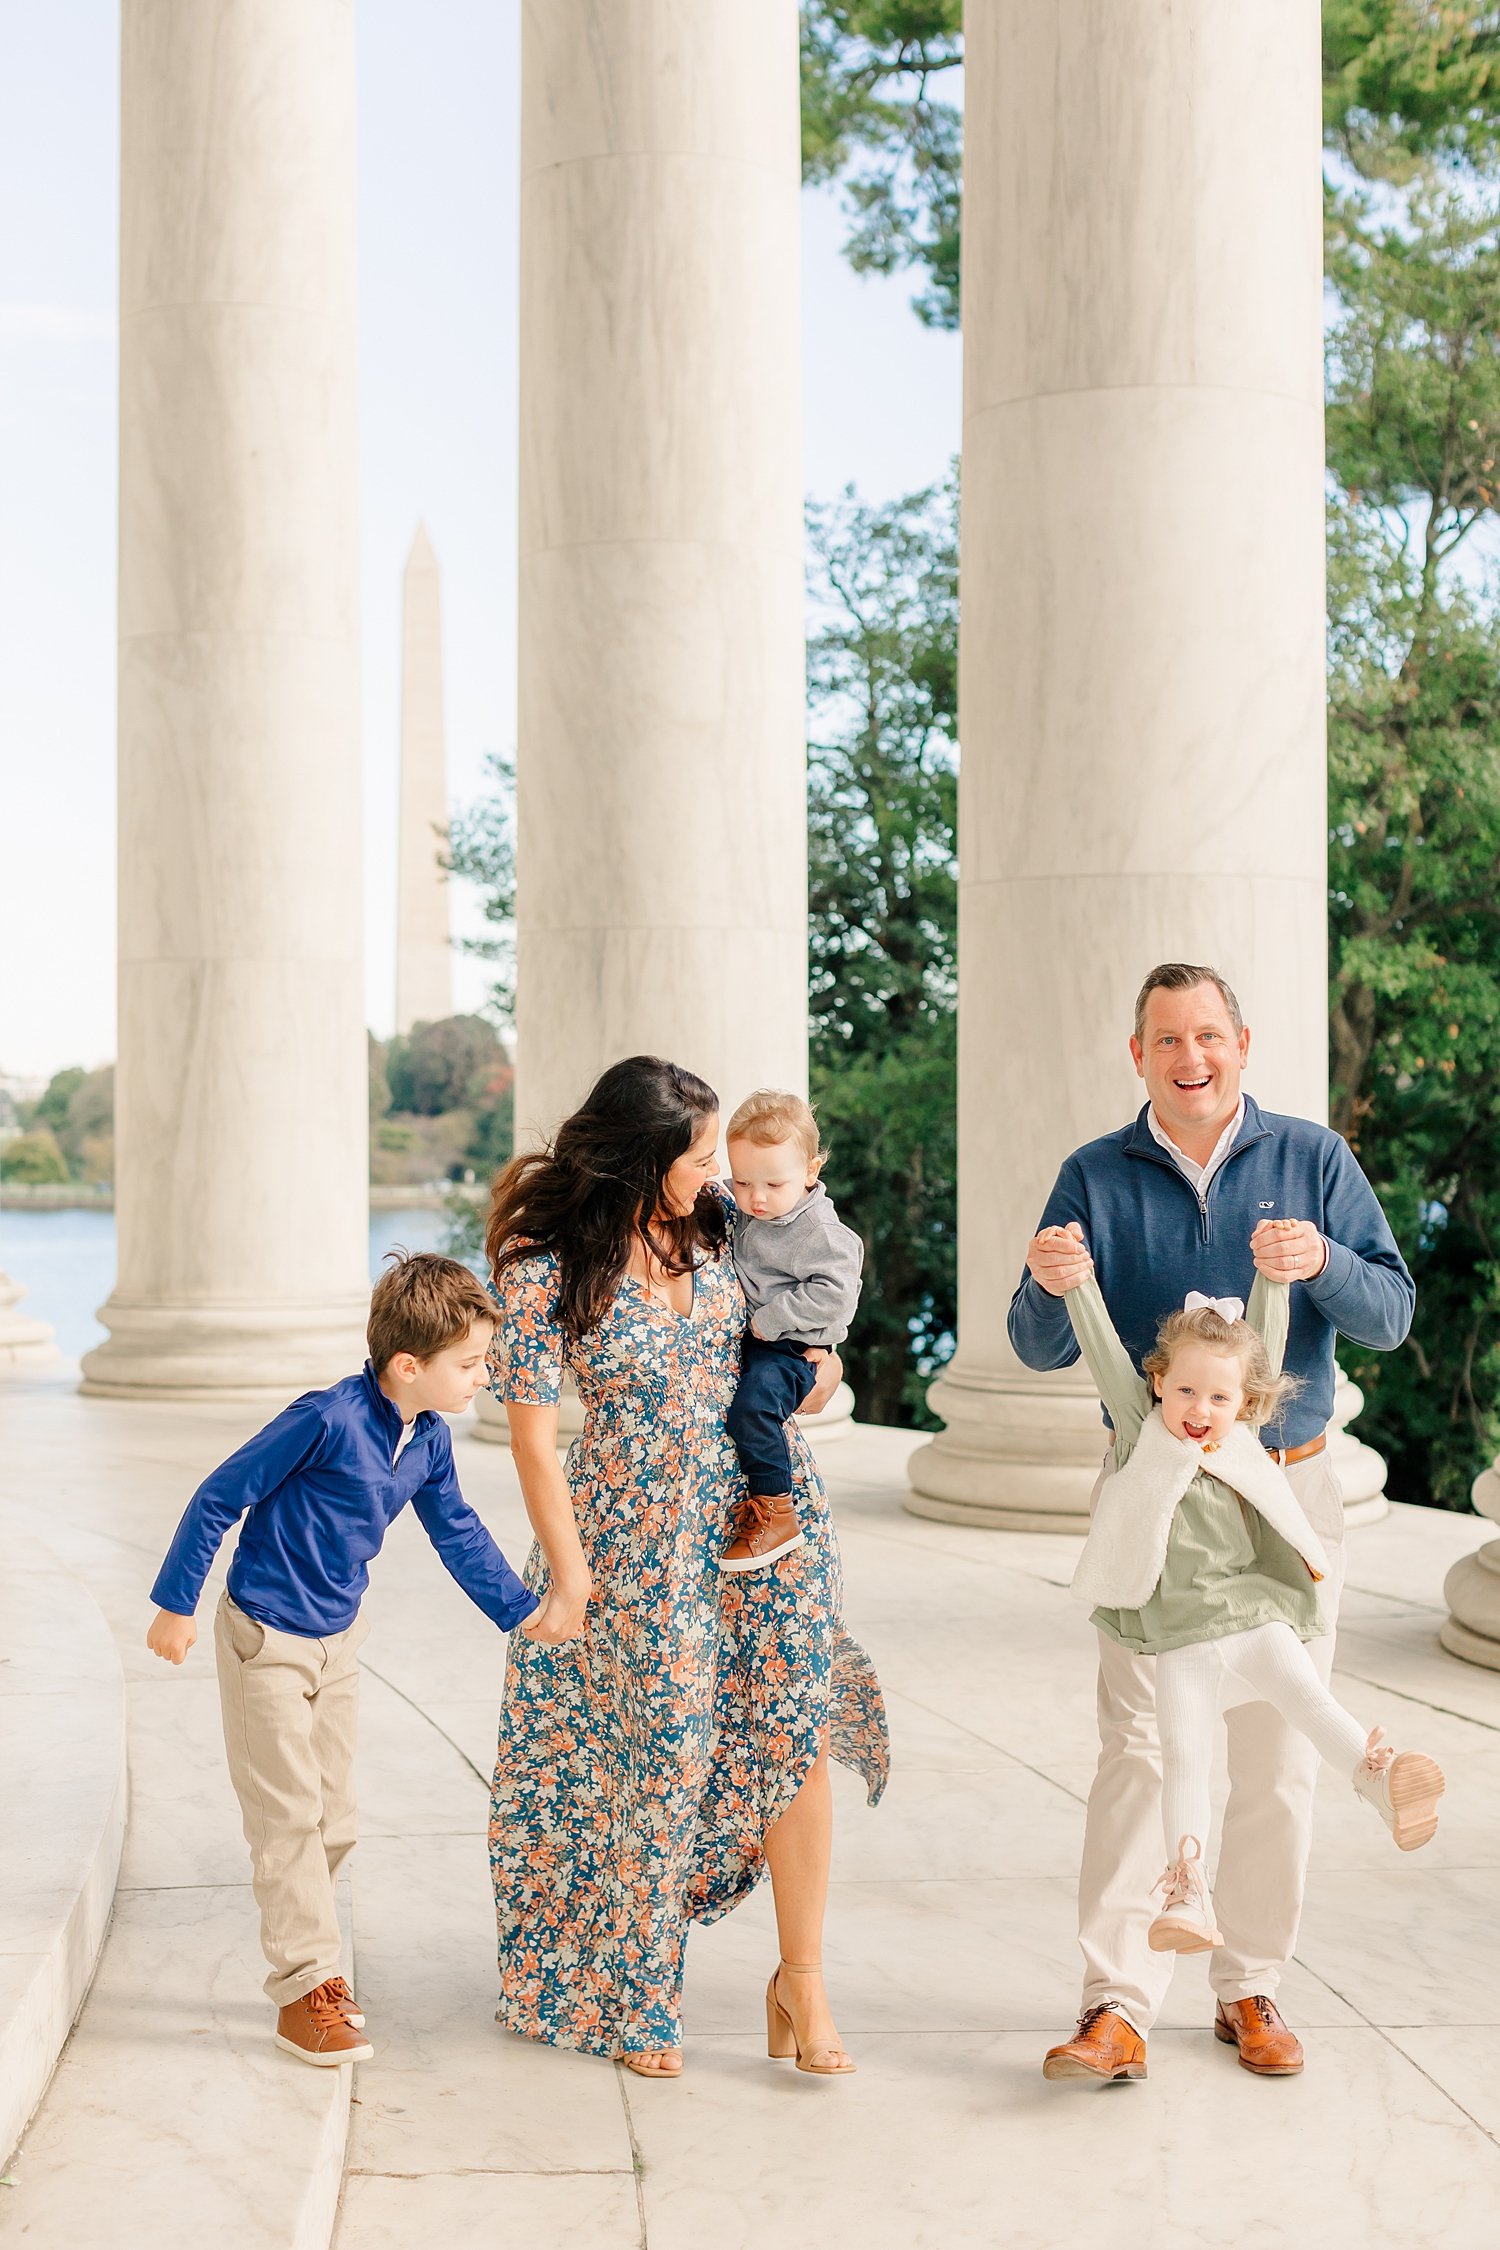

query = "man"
1010;963;1413;2082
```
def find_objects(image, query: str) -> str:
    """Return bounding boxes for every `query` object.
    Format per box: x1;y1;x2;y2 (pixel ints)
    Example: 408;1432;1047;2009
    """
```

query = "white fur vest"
1070;1409;1331;1612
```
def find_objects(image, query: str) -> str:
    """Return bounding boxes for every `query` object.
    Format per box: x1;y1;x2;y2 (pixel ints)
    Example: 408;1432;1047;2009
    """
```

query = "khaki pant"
1075;1445;1346;2033
214;1592;367;2006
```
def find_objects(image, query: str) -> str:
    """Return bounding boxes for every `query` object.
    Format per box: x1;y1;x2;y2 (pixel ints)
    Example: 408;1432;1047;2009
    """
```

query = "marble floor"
3;1379;1498;2250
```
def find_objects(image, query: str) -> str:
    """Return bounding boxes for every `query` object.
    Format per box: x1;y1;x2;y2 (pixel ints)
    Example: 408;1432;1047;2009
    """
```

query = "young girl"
1049;1221;1445;1952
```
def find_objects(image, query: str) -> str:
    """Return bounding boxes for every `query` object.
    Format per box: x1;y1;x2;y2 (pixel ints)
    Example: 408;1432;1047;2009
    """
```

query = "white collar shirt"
1147;1095;1246;1200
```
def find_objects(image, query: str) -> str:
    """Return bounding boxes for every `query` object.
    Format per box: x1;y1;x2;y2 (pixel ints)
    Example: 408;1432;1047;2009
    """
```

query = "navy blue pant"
726;1335;819;1497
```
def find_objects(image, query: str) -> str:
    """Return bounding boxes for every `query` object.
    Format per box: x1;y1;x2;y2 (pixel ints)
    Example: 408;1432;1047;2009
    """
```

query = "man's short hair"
725;1088;821;1168
367;1250;496;1371
1133;963;1244;1046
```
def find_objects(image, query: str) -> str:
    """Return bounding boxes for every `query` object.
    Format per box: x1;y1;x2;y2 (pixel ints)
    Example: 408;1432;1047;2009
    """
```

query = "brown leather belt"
1263;1434;1327;1467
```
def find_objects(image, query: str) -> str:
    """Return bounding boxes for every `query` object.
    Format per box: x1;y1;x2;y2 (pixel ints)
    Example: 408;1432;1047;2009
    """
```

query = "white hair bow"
1184;1290;1244;1323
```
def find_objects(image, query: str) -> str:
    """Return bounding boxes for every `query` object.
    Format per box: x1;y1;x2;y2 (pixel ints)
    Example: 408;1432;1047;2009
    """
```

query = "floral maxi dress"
487;1218;888;2058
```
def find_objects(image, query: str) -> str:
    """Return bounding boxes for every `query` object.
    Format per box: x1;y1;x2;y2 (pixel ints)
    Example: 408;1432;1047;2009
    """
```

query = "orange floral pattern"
486;1204;887;2059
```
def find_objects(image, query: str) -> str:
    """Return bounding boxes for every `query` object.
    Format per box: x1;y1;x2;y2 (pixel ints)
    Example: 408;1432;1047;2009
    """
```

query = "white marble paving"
4;1381;1500;2246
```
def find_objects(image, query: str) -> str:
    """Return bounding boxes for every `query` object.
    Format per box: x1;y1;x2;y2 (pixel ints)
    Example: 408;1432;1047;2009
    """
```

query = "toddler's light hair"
725;1088;821;1169
1142;1304;1300;1430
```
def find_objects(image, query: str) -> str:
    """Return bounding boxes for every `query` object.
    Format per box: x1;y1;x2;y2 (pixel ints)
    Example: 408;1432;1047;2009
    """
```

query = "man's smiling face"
1130;980;1250;1144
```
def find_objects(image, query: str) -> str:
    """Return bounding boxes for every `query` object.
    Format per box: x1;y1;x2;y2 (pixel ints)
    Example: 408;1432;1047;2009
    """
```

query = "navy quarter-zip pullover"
1007;1097;1413;1451
151;1361;538;1636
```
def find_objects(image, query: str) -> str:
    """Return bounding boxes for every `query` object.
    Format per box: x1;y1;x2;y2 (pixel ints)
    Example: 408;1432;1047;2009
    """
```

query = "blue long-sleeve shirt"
150;1361;538;1637
1007;1098;1414;1451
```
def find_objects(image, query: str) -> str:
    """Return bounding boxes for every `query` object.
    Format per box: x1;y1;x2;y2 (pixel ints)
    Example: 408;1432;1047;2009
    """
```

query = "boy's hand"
1250;1217;1327;1282
147;1609;197;1665
1026;1221;1093;1295
519;1582;591;1646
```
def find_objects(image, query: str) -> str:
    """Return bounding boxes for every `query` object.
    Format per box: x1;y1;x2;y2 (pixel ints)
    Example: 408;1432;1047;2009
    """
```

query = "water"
0;1207;451;1361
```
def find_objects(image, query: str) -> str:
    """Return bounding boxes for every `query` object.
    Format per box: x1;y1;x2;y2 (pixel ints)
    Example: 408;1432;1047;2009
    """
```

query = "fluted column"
82;0;368;1400
395;525;453;1035
908;2;1341;1526
1440;1454;1500;1669
513;0;807;1145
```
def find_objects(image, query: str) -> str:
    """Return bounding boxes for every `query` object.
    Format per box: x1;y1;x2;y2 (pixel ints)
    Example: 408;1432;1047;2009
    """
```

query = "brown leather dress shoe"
276;1981;374;2067
1042;2005;1147;2083
1214;1995;1304;2076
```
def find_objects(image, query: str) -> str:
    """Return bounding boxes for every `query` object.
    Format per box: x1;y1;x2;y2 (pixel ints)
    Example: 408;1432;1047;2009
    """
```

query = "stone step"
1;1475;353;2248
0;1525;126;2169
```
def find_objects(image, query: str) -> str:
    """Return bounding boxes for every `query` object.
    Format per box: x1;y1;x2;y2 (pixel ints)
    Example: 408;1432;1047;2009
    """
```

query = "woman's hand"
797;1348;843;1417
519;1577;592;1645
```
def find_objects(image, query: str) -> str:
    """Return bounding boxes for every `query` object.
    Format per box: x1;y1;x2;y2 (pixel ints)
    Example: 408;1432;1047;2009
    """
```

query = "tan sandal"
618;2049;682;2079
766;1961;856;2076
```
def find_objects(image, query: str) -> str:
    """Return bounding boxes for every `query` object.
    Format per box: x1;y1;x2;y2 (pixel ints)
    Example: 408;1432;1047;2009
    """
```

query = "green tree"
385;1014;505;1118
444;753;516;1021
801;3;963;328
807;478;959;1424
28;1067;84;1139
57;1065;114;1182
1;1128;69;1185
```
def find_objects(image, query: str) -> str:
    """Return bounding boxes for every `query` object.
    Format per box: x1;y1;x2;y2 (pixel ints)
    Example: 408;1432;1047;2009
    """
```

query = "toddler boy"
720;1090;863;1573
146;1253;545;2067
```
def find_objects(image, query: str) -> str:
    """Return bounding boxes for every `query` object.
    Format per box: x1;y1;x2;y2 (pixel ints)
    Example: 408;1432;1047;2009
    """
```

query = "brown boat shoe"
276;1980;373;2067
1042;2004;1147;2083
1214;1995;1304;2076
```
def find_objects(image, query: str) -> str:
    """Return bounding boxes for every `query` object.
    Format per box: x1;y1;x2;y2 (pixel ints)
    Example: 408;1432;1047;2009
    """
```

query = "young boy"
719;1090;863;1573
146;1252;549;2068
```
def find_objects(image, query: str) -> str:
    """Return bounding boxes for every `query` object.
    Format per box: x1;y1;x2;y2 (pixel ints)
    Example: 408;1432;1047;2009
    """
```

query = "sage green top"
1069;1273;1326;1657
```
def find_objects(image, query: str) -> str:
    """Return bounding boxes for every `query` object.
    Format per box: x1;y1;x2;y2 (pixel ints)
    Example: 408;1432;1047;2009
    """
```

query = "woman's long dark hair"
486;1056;726;1337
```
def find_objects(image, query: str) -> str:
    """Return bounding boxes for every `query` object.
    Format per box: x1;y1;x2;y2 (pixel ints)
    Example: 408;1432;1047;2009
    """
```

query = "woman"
486;1055;887;2078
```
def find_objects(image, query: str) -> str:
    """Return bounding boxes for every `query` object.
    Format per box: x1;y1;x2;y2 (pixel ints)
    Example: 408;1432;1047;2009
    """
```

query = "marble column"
513;0;807;1146
1440;1453;1500;1669
907;1;1346;1527
81;0;368;1400
395;524;453;1035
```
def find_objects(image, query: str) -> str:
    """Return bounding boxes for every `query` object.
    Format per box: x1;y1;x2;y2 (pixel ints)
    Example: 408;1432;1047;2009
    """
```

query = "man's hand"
798;1347;842;1416
147;1609;197;1665
1250;1217;1328;1283
519;1580;591;1646
1025;1221;1094;1296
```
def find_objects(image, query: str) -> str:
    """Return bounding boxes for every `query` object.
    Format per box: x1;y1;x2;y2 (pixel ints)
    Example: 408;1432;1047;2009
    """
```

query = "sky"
0;2;961;1085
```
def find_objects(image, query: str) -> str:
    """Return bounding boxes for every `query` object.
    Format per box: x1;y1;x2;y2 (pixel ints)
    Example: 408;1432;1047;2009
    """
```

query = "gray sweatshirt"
732;1181;864;1348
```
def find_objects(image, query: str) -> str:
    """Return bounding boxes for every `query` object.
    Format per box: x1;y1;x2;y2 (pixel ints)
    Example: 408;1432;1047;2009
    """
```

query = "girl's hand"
798;1349;843;1416
147;1609;197;1665
519;1580;591;1645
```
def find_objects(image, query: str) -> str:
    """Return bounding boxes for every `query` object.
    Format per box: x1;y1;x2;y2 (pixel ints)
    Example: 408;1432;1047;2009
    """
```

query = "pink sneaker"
1352;1728;1445;1851
1148;1834;1223;1954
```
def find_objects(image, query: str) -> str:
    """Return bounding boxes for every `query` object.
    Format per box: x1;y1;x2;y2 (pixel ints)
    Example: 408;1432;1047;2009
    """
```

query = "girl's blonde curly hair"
1142;1304;1300;1431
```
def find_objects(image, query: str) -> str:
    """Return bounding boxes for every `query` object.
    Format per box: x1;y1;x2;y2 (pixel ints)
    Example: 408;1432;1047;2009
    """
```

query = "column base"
1441;1455;1500;1670
79;1295;371;1401
904;1362;1107;1532
0;1272;60;1375
905;1362;1394;1534
1440;1539;1500;1670
1328;1370;1389;1527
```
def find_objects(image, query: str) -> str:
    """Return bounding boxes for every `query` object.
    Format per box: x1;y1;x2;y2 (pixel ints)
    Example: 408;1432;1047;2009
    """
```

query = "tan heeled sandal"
617;2048;682;2079
765;1961;856;2076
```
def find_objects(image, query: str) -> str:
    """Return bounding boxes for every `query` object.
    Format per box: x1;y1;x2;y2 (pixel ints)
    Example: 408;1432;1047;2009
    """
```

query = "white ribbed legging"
1154;1622;1368;1863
